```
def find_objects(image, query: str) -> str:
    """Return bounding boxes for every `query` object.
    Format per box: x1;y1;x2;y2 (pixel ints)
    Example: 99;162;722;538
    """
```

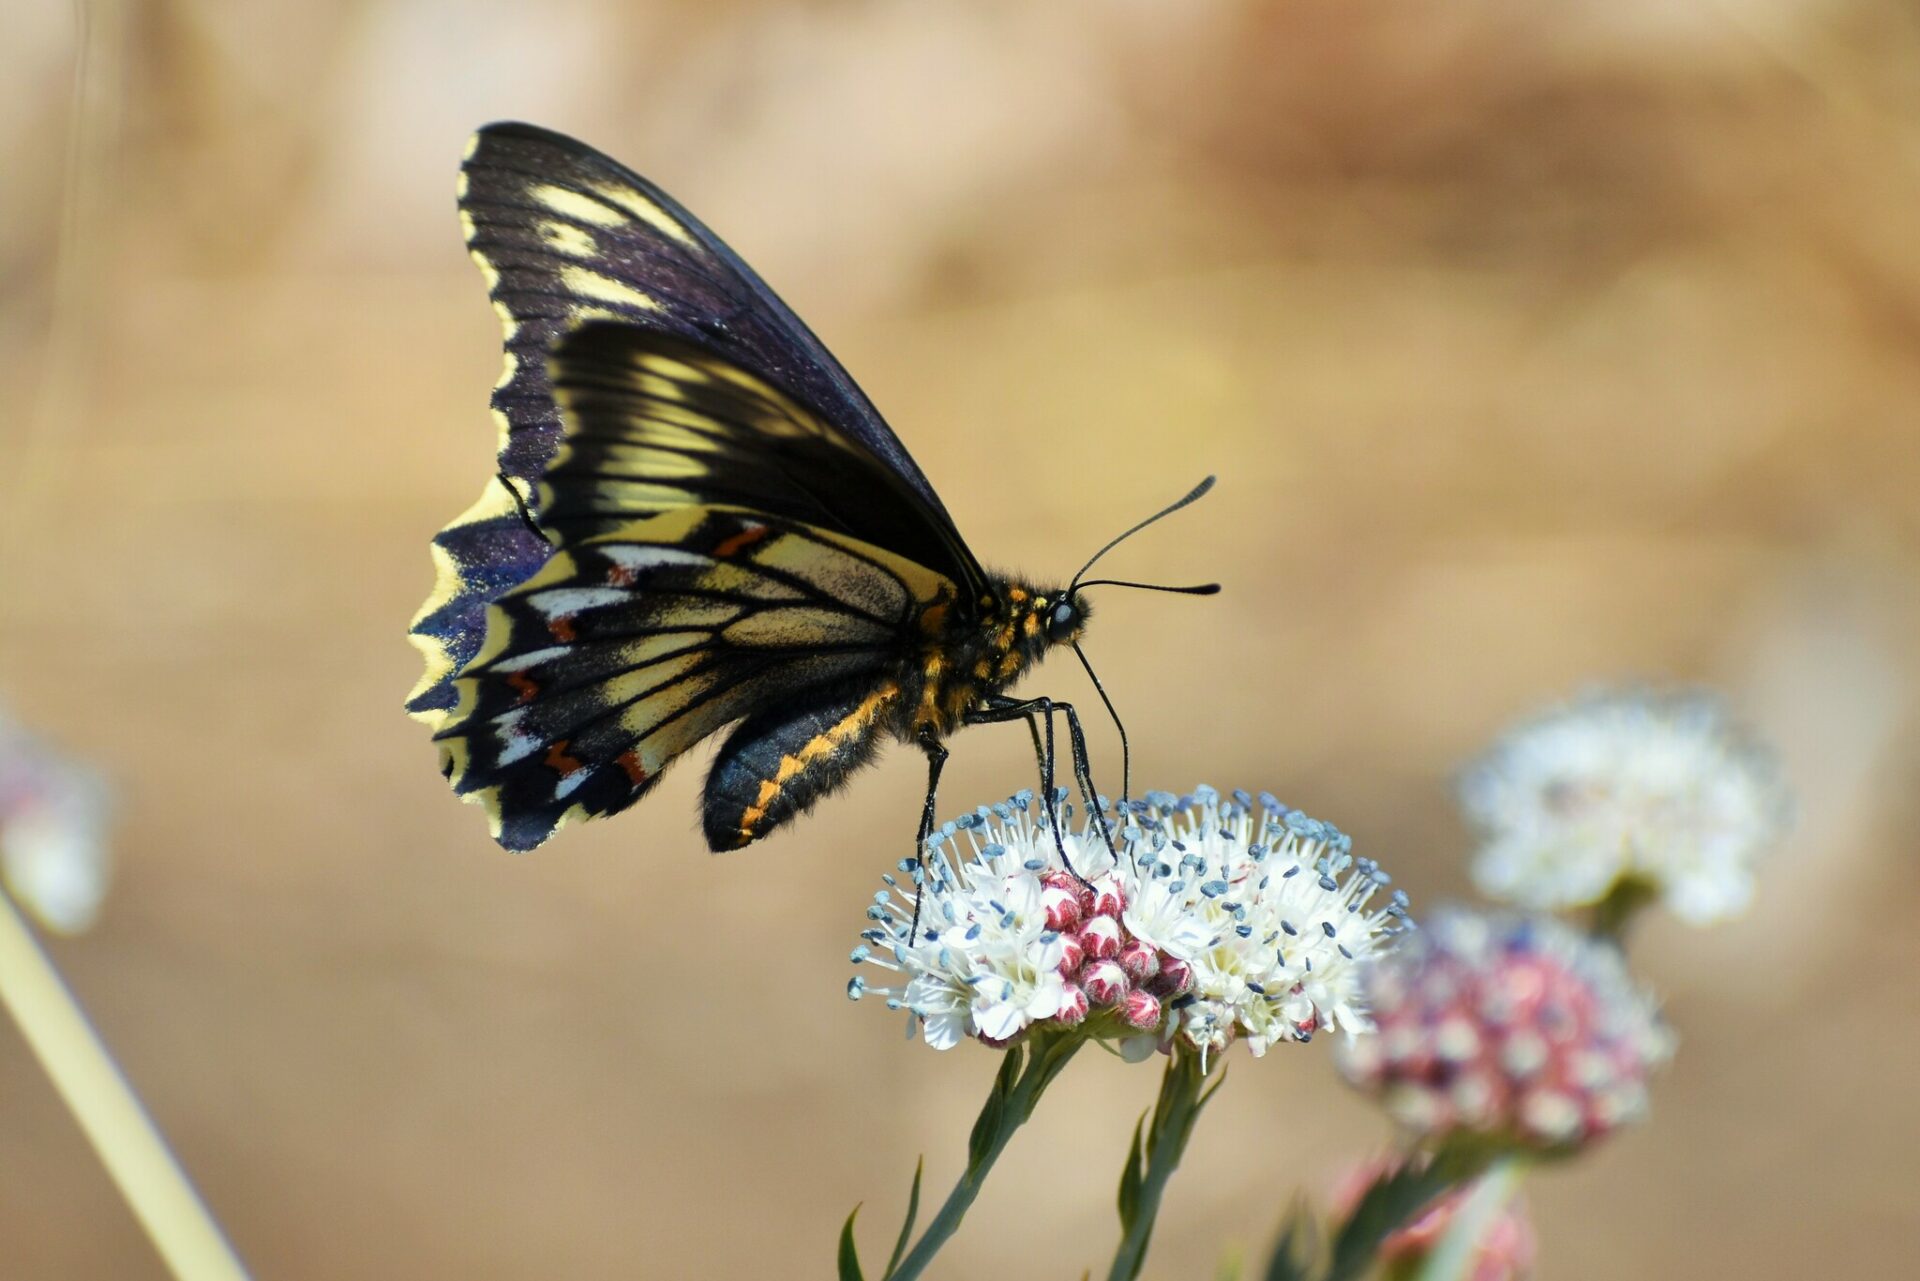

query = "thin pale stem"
1412;1157;1528;1281
0;886;250;1281
886;1032;1086;1281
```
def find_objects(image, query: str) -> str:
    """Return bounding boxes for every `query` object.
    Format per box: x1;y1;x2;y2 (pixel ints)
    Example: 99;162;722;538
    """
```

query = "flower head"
1461;688;1790;925
0;709;113;934
850;786;1409;1062
1337;908;1673;1154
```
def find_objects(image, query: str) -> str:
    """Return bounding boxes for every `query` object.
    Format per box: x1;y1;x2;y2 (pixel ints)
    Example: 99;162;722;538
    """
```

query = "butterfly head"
1036;590;1091;647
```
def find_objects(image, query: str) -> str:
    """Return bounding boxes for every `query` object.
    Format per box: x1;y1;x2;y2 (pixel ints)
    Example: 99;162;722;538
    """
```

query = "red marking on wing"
548;616;578;642
507;672;539;704
713;524;771;558
606;564;638;587
544;740;584;776
616;751;649;786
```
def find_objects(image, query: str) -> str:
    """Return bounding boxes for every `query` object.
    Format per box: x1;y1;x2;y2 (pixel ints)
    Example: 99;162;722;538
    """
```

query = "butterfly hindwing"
702;683;902;851
407;122;987;729
436;506;951;851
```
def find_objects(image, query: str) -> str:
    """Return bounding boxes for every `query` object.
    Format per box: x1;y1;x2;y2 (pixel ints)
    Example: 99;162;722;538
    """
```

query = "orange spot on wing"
544;740;584;776
607;564;637;587
549;616;577;642
616;751;649;786
713;524;771;558
507;672;540;704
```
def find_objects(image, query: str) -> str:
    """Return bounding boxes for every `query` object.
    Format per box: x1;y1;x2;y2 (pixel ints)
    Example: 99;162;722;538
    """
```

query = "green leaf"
839;1206;867;1281
1261;1201;1316;1281
1325;1148;1490;1281
884;1158;925;1278
966;1046;1023;1168
1116;1112;1148;1228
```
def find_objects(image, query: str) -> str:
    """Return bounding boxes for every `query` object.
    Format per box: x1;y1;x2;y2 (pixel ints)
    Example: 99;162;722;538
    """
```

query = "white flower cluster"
849;786;1409;1063
1461;689;1790;925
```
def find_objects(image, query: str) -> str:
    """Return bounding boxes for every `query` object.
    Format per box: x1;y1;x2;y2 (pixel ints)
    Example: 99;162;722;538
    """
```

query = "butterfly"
407;122;1215;857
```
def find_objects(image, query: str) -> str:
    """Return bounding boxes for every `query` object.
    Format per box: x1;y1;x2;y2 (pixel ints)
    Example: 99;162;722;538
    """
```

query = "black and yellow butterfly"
408;122;1212;855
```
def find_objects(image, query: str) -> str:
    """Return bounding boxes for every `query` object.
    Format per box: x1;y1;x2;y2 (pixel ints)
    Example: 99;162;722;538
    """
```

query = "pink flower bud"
1056;935;1085;977
1151;956;1194;997
1089;875;1125;917
1041;880;1083;932
1120;988;1162;1030
1054;985;1091;1027
1118;939;1160;983
1079;914;1123;960
1082;960;1130;1006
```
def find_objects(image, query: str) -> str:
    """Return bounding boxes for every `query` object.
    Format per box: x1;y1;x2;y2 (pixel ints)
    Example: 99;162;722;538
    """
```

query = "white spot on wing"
528;586;630;616
598;545;710;573
485;646;571;674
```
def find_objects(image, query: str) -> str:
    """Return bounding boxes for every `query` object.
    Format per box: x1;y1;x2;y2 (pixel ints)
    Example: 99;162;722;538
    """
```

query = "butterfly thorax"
904;580;1088;737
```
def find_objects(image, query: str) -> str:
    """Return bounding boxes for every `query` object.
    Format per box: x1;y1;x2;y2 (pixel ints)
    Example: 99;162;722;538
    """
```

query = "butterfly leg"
967;696;1117;883
909;733;949;938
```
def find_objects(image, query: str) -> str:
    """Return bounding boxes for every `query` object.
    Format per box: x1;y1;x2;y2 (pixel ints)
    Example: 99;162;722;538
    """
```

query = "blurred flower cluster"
1288;686;1790;1281
849;785;1408;1064
0;704;114;934
1460;688;1789;925
1338;909;1673;1151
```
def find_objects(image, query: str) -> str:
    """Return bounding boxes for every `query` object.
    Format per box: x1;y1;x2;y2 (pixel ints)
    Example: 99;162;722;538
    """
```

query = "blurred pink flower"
1338;908;1672;1153
1332;1157;1537;1281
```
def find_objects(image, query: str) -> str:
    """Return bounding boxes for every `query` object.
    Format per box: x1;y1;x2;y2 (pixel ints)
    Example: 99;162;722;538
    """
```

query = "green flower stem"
1108;1047;1218;1281
885;1030;1087;1281
1589;876;1658;942
1412;1157;1528;1281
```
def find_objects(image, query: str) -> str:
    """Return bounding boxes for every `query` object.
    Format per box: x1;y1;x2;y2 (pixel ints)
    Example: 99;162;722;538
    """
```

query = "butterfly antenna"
1072;643;1130;803
1069;475;1216;593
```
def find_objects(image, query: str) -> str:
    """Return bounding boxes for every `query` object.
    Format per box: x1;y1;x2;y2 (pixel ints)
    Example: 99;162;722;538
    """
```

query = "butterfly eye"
1046;601;1078;642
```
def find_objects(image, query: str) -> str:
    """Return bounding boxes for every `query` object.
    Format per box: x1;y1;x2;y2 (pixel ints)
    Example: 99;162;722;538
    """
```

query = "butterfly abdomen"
704;680;903;850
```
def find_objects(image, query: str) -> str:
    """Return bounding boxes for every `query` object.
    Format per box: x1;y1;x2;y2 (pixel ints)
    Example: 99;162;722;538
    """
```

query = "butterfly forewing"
542;323;977;585
407;121;986;729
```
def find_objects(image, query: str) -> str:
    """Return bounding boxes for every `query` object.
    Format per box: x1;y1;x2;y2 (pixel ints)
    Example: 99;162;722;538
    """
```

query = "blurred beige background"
3;1;1917;1277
